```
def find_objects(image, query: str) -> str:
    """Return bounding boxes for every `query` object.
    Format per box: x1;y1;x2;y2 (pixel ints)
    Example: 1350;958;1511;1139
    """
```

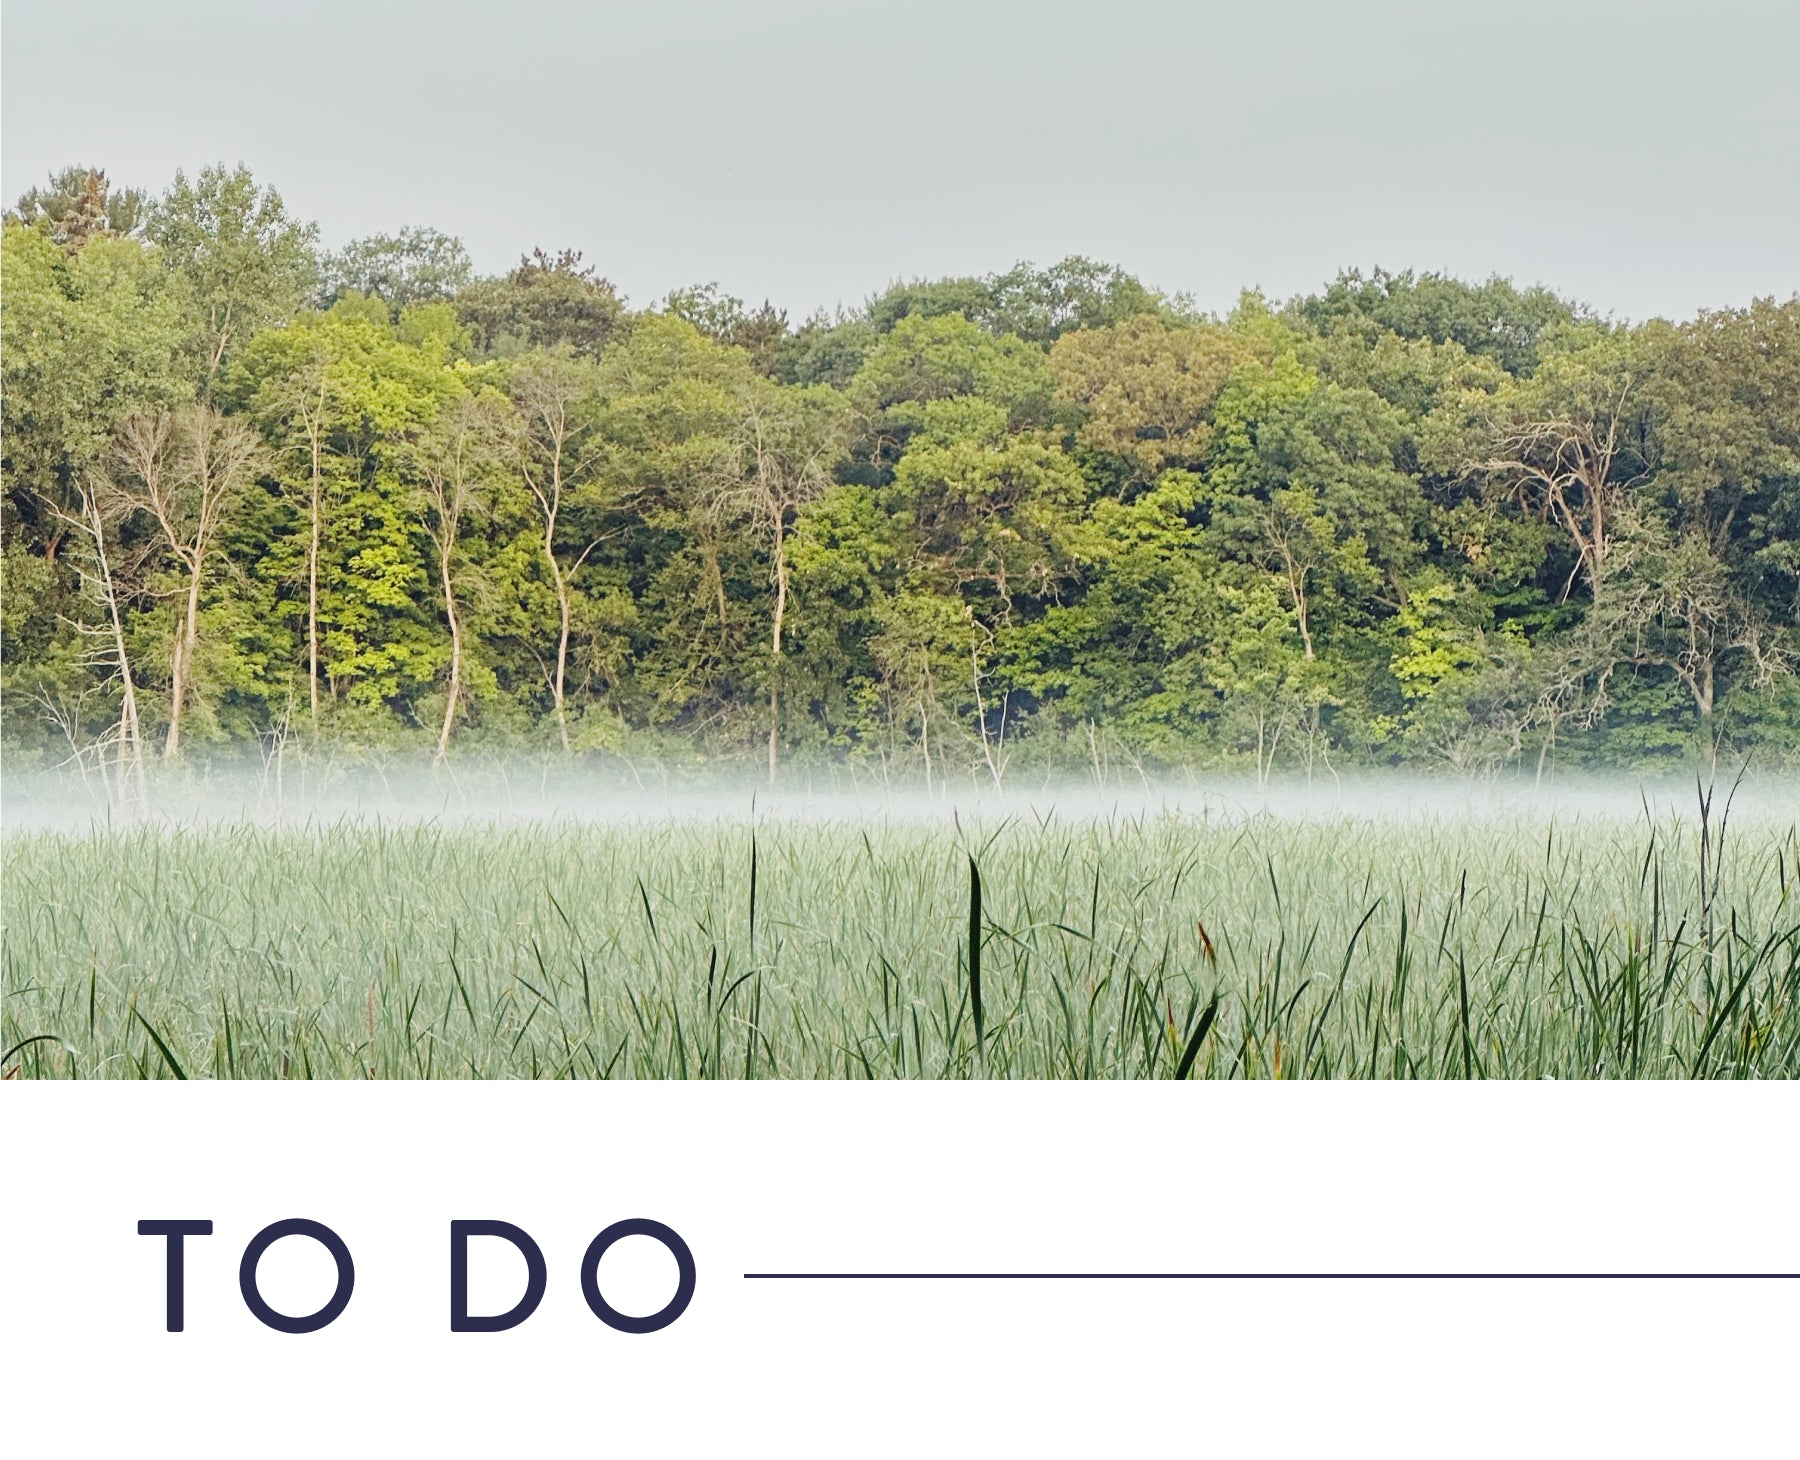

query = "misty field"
4;786;1799;1079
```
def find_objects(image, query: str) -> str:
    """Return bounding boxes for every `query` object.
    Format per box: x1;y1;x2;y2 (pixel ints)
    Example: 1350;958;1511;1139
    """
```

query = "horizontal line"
743;1273;1800;1281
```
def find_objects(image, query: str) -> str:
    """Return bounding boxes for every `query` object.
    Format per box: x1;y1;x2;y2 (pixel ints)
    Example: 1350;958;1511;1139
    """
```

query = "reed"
4;803;1797;1079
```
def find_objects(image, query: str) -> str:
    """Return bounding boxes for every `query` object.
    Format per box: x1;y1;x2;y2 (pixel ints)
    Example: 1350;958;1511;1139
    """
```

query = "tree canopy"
5;160;1797;781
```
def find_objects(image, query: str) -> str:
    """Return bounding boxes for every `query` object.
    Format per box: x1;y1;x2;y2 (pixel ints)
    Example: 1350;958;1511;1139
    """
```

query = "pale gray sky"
5;0;1795;322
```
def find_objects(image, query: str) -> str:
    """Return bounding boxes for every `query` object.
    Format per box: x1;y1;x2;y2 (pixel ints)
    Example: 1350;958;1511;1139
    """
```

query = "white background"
4;1083;1795;1456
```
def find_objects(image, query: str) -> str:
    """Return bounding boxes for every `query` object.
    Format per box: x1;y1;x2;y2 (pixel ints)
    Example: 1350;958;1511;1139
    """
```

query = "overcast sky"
5;0;1795;322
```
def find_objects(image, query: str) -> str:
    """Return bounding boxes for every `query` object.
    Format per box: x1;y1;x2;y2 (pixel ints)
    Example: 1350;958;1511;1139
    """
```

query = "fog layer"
4;759;1793;836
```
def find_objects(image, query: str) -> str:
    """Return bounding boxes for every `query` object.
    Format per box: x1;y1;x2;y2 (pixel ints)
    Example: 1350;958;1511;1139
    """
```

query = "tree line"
4;162;1797;786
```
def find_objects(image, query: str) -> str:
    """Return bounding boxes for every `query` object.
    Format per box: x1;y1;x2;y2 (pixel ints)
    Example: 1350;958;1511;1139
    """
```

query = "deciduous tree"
100;404;262;757
147;164;319;389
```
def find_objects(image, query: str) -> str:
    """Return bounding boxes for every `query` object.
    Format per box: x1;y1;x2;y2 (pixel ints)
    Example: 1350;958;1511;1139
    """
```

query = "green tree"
1293;267;1590;376
227;304;460;727
1205;582;1310;785
1050;314;1246;483
411;391;511;760
508;349;611;750
322;227;472;312
458;249;625;360
866;256;1160;345
2;222;191;770
686;378;852;779
147;164;320;389
2;224;190;522
1003;471;1225;756
984;257;1163;344
1207;348;1421;661
98;404;263;756
1386;581;1534;772
8;165;149;250
1464;334;1649;607
851;311;1055;463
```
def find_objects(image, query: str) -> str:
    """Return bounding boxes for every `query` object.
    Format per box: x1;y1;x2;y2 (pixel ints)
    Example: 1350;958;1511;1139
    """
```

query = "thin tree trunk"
767;520;787;786
707;539;729;644
767;685;780;786
971;635;1004;792
539;507;572;754
1285;556;1314;661
550;555;571;755
1590;471;1606;602
165;566;202;758
205;298;235;393
88;492;145;801
307;415;323;729
435;539;463;765
166;642;183;757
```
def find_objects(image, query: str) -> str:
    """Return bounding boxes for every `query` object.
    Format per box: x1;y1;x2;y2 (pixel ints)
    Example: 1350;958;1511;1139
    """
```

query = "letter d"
450;1220;547;1332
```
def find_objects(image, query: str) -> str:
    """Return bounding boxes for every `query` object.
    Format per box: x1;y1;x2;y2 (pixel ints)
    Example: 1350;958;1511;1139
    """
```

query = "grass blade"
131;1007;188;1080
1173;993;1221;1080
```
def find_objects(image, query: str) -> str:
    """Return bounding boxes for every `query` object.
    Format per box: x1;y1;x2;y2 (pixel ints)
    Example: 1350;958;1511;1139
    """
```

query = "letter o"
580;1218;695;1333
239;1219;355;1333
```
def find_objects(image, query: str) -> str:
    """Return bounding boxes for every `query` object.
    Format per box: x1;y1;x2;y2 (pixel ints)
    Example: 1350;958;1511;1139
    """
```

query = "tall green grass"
4;806;1798;1078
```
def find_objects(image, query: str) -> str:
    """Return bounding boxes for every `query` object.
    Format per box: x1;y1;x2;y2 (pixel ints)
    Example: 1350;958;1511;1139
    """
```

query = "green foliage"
322;226;473;312
457;248;625;359
867;255;1161;345
145;163;320;386
8;165;149;247
2;223;191;506
1292;267;1591;376
851;311;1055;432
983;256;1164;344
1050;314;1247;481
4;160;1798;775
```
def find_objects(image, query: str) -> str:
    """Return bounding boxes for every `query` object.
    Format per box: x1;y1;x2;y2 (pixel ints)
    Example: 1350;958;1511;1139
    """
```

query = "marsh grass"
4;803;1798;1078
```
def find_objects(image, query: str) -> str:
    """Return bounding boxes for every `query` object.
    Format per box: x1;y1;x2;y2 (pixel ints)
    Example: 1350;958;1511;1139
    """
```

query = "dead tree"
103;405;261;758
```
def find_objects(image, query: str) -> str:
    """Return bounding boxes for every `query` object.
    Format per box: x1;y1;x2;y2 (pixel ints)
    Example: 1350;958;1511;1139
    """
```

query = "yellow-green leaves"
1050;314;1247;480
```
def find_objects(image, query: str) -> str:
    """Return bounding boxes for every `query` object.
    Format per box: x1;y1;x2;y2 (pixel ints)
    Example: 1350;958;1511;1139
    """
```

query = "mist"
5;756;1794;837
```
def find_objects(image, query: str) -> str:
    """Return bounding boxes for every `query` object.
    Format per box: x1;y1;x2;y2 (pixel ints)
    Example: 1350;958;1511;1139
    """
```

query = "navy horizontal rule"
743;1271;1800;1280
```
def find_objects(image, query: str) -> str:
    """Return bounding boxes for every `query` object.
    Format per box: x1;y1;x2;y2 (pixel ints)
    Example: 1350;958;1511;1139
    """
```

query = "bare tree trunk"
706;538;729;644
85;491;145;802
767;519;788;786
307;413;323;730
533;485;572;755
435;539;463;765
971;633;1004;792
546;534;572;754
110;406;260;763
1477;383;1633;607
165;567;202;758
204;298;235;393
767;684;780;785
512;364;595;758
419;396;498;763
1284;552;1314;660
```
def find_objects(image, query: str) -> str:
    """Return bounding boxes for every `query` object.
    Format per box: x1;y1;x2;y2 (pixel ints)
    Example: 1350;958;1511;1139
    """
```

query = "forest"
4;163;1797;785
